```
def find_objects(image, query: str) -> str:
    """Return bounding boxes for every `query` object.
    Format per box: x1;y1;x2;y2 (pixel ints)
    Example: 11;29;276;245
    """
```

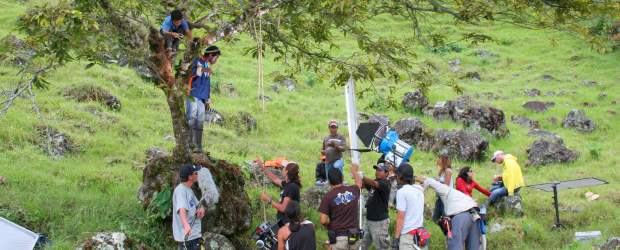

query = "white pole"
344;77;363;248
345;77;360;165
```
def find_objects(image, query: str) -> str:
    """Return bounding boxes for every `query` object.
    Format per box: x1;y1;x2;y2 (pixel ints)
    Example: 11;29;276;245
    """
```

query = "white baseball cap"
491;150;504;162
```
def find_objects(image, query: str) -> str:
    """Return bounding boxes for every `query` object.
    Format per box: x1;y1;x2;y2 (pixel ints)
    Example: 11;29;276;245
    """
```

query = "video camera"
252;220;280;250
356;123;414;167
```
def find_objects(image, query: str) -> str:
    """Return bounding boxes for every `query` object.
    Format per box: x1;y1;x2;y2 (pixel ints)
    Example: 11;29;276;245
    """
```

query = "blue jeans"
325;158;344;180
488;186;521;206
186;96;206;130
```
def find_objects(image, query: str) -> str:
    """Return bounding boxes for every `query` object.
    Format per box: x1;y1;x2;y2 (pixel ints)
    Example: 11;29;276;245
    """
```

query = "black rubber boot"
192;128;204;153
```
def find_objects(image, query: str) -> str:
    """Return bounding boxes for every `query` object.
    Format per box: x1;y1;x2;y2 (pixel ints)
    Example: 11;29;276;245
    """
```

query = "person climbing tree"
160;9;193;55
186;46;220;152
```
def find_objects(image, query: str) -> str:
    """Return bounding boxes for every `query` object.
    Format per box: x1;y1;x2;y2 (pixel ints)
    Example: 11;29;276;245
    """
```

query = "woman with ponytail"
277;201;316;250
260;161;302;223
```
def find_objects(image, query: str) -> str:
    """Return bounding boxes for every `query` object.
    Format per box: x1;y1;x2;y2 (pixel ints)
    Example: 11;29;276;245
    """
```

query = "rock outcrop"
526;139;579;166
562;109;596;132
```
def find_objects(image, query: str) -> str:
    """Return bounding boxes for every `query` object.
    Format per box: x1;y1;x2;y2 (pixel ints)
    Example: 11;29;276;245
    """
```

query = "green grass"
1;1;619;249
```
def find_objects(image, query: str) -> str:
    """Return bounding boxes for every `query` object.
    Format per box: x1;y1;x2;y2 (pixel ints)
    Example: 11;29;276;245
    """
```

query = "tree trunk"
147;27;203;162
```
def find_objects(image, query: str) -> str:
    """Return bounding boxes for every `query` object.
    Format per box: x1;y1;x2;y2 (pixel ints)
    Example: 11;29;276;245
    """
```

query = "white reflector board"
0;217;39;250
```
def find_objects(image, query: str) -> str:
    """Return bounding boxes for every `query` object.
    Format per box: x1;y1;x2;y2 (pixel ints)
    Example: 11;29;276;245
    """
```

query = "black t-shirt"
365;178;390;221
318;185;360;231
277;181;301;221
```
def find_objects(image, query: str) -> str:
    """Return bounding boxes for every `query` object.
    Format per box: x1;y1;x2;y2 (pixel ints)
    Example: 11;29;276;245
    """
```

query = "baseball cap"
328;120;338;127
491;150;504;162
373;162;389;172
180;164;201;179
397;163;414;181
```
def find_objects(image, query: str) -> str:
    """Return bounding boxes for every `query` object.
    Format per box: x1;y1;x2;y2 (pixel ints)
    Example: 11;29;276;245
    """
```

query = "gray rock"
527;129;563;144
302;185;331;210
524;88;541;97
258;95;272;102
462;71;481;81
281;79;296;92
448;59;461;72
522;101;554;112
203;232;235;250
489;223;504;233
431;129;489;161
63;85;121;111
393;118;434;151
581;80;599;87
204;109;224;126
432;96;508;137
598;92;607;99
402;89;429;112
163;135;175;141
494;193;524;216
600;237;620;250
35;125;76;158
77;232;127;250
542;74;555;81
511;115;540;129
363;114;389;125
562;109;596;132
245;161;284;187
526;139;579;166
474;49;498;58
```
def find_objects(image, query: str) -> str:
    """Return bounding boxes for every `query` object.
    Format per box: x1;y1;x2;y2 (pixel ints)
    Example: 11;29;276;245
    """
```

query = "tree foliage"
2;0;619;158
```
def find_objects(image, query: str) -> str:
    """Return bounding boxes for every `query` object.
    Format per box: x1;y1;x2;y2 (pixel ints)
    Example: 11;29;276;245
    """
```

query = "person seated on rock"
186;46;220;152
277;201;316;250
172;164;205;250
320;120;347;181
456;166;490;198
416;175;482;250
481;151;525;214
319;164;363;250
160;9;192;55
260;161;301;225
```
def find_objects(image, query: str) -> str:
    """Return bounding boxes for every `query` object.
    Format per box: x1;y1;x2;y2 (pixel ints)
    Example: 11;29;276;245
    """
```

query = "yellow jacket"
502;154;525;195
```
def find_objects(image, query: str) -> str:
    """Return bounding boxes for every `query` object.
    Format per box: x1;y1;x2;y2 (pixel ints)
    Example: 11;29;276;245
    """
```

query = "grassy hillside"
1;0;619;249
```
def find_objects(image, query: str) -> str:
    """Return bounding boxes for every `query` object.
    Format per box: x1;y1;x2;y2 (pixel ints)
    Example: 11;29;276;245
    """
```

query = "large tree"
2;0;618;162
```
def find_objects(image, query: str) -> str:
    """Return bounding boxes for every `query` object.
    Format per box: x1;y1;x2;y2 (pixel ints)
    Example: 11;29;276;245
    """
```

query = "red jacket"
455;177;491;197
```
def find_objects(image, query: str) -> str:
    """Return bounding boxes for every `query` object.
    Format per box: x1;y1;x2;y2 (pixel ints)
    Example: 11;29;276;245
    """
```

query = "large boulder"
527;129;563;144
494;194;524;217
137;150;252;239
402;90;429;112
431;129;489;161
459;105;509;137
393;118;434;151
526;139;579;166
432;96;509;137
562;109;596;132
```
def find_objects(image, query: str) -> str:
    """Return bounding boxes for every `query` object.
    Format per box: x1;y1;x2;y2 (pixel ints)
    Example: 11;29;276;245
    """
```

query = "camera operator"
276;201;316;250
260;161;302;223
319;164;363;250
360;162;391;249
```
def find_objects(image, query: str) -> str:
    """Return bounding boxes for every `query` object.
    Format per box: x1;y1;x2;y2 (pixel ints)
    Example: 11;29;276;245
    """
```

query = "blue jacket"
160;16;189;34
188;57;211;101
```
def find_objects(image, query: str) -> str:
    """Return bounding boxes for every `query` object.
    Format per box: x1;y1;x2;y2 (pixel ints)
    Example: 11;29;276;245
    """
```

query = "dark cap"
373;162;389;172
180;164;201;179
397;163;414;181
204;46;221;56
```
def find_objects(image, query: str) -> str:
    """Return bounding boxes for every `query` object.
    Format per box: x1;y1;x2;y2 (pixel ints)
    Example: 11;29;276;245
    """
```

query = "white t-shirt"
396;184;425;235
